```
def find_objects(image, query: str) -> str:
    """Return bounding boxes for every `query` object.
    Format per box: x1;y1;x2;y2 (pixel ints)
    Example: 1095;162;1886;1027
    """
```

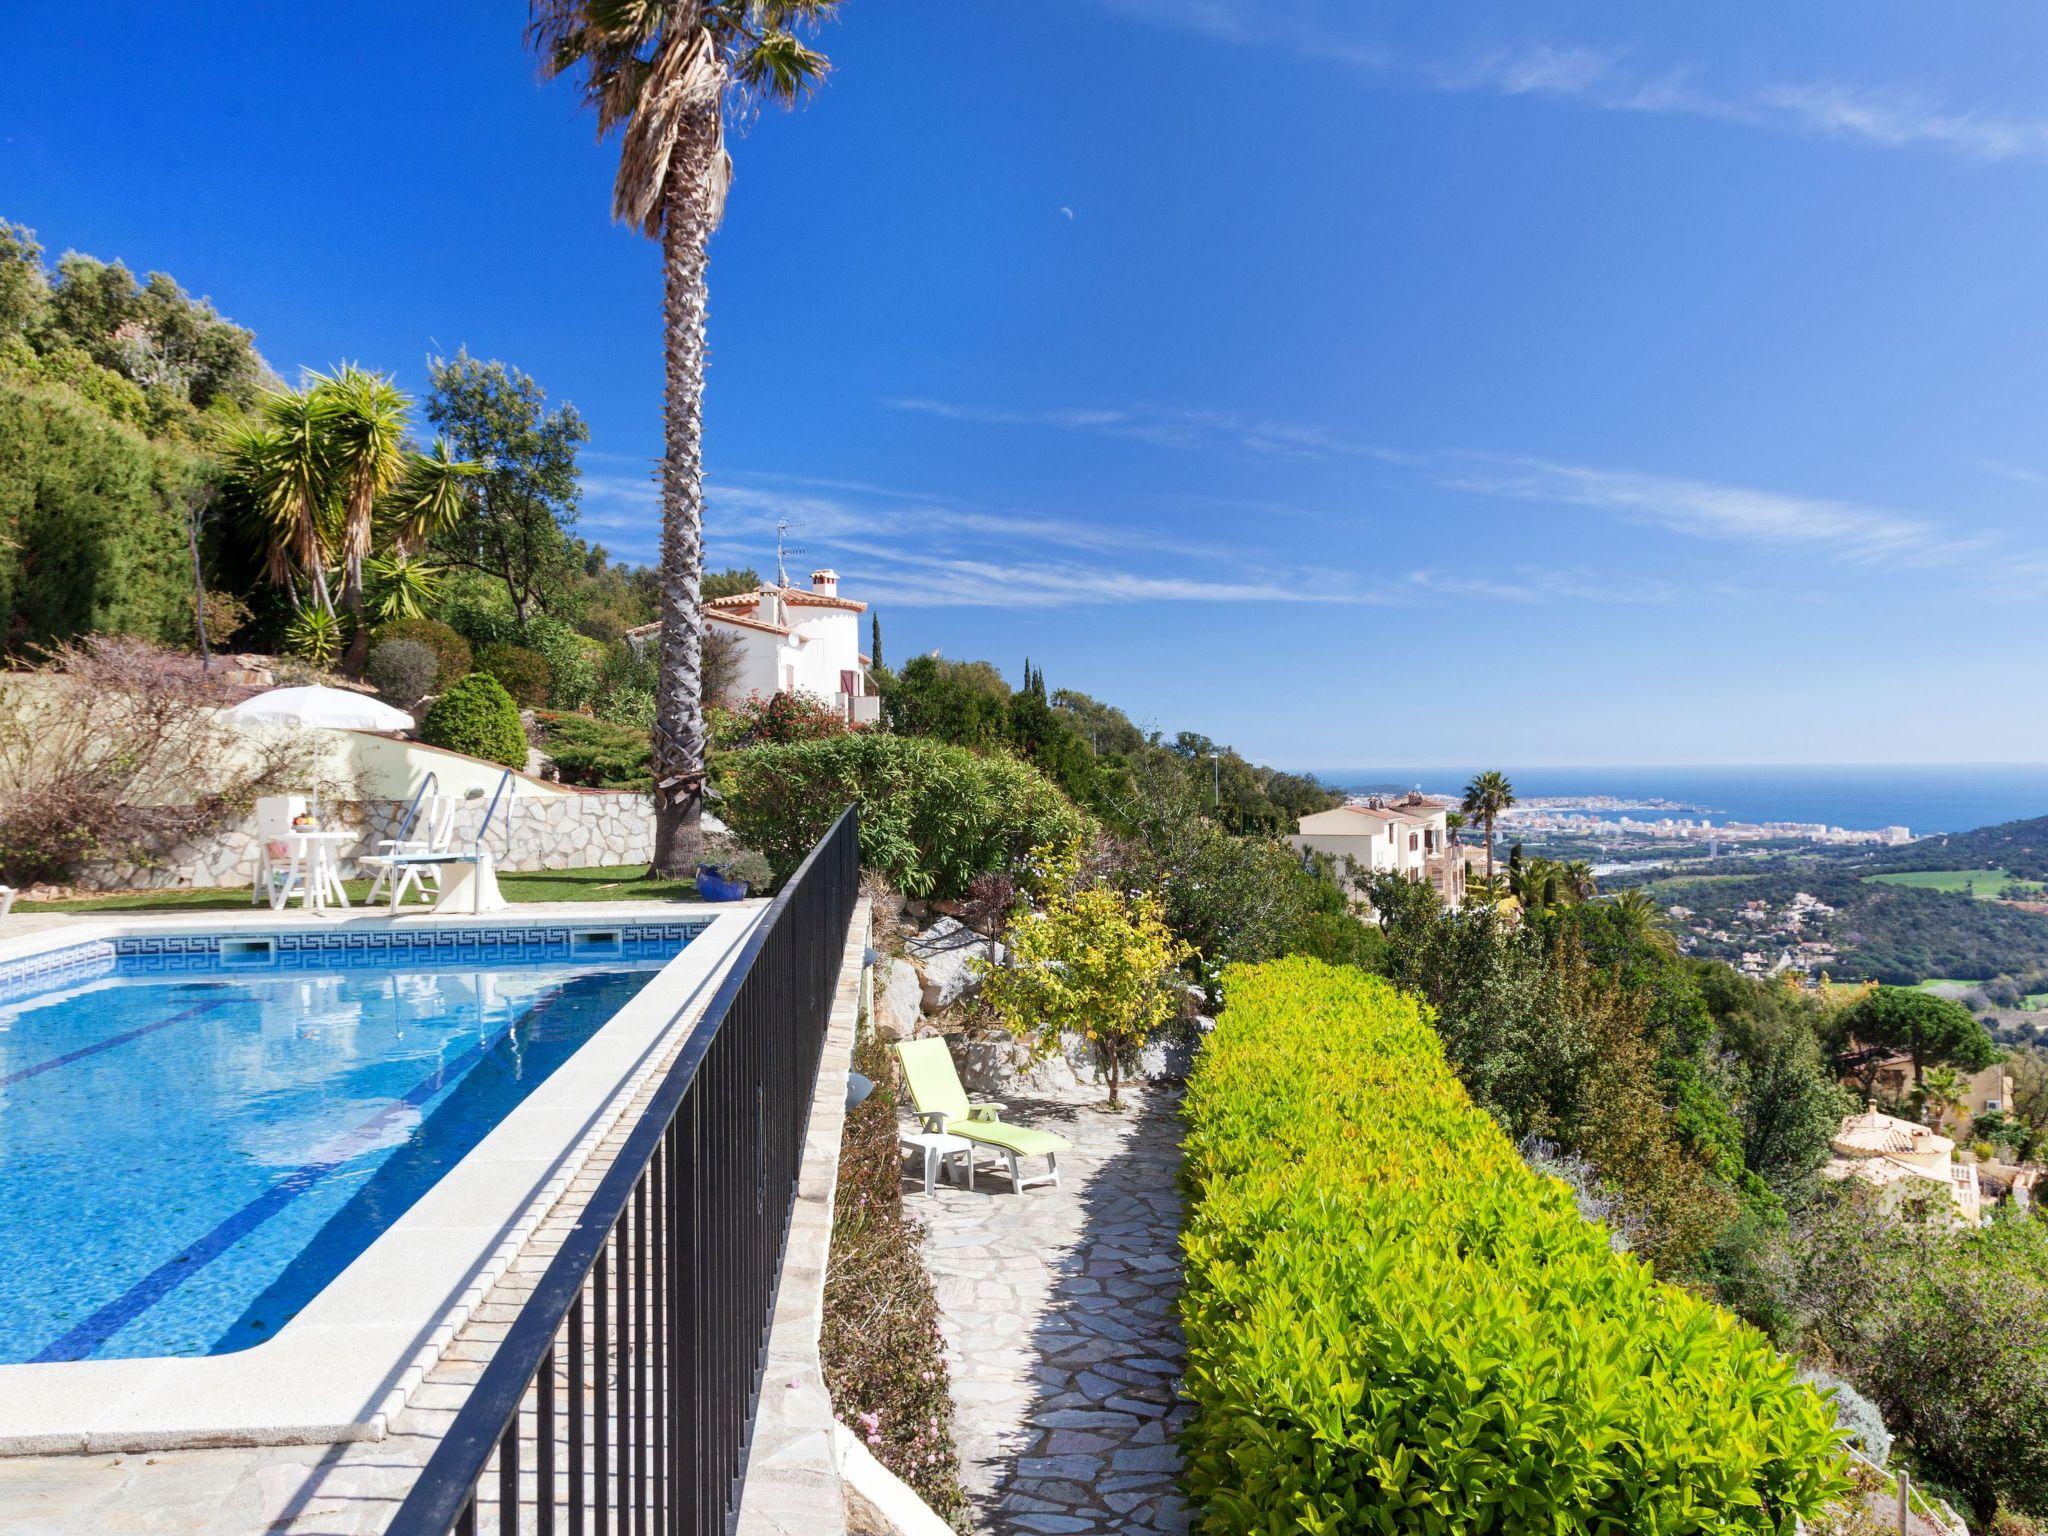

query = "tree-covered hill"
1866;813;2048;884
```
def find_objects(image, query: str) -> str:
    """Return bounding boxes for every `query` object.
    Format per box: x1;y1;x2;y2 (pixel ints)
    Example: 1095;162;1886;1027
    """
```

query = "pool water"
0;942;683;1363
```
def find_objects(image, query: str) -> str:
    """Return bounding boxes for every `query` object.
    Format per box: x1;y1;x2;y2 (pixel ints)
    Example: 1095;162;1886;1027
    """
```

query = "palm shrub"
716;734;1086;899
1179;956;1850;1534
420;673;527;767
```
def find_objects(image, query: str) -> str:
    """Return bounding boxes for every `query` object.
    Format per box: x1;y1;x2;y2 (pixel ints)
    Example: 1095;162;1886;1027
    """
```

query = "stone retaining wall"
74;790;656;891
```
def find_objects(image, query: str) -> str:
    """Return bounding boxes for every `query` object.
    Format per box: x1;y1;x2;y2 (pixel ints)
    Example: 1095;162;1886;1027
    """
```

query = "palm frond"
732;28;830;103
532;0;832;238
612;25;724;234
382;439;483;556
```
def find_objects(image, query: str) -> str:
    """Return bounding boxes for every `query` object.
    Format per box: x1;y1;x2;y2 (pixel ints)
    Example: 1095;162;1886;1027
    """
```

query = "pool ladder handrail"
389;771;441;847
471;768;515;862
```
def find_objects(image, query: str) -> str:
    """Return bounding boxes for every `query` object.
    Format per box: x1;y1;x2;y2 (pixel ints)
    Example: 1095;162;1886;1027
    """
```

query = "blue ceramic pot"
695;866;751;902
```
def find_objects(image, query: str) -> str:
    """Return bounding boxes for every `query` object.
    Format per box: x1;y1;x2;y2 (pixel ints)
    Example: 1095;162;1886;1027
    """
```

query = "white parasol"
223;685;414;732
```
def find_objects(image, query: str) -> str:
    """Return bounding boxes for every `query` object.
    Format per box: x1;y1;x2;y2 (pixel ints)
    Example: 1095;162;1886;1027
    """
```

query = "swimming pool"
0;925;704;1365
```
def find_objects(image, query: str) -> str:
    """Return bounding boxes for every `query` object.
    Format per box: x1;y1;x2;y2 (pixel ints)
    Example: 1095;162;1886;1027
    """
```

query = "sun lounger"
893;1037;1066;1192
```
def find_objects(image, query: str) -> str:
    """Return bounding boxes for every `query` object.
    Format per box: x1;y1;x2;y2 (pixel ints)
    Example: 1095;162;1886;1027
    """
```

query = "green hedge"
0;378;201;651
1179;956;1849;1535
716;733;1086;898
420;673;527;767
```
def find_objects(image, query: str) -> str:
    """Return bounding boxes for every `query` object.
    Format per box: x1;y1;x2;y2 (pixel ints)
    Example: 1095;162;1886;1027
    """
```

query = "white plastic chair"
257;838;309;910
363;795;461;912
0;885;16;917
251;795;309;906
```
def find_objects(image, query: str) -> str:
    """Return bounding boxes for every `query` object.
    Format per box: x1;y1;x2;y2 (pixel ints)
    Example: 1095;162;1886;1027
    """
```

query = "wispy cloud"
886;396;1408;462
1095;1;2048;162
1404;566;1676;605
882;390;2048;596
575;467;1387;610
1436;456;1995;571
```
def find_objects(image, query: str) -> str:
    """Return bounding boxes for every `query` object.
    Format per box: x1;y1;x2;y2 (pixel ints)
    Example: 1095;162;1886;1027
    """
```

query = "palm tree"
228;384;341;618
384;438;482;559
1563;859;1597;901
1512;855;1565;914
1461;770;1516;886
321;366;411;674
1917;1064;1968;1134
228;373;478;659
531;0;839;877
1606;889;1676;953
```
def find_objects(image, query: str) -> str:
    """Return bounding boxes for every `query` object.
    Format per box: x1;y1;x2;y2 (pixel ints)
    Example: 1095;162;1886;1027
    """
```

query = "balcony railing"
385;805;861;1536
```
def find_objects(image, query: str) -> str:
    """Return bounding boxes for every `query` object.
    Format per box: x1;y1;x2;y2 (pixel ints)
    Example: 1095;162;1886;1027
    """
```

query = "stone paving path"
912;1079;1189;1536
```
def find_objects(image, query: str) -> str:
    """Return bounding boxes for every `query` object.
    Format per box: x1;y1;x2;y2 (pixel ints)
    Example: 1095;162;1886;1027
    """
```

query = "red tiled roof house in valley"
628;568;879;724
1288;794;1466;909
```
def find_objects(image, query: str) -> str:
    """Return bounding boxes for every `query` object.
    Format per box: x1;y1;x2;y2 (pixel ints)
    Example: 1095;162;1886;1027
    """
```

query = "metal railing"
386;806;861;1536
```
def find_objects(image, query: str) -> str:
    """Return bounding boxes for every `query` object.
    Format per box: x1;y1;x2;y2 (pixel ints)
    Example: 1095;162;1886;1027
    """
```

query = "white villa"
629;567;879;724
1822;1108;1982;1225
1290;794;1465;907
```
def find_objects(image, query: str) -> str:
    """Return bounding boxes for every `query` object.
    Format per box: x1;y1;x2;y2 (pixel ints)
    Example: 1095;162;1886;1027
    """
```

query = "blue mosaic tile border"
0;921;711;998
0;941;117;1005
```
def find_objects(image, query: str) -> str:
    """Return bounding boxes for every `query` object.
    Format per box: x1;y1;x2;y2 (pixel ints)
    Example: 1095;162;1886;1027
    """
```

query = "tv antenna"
774;520;806;588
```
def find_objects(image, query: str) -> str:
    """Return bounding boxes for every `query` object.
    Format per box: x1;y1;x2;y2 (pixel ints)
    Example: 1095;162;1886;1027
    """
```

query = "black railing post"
385;806;860;1536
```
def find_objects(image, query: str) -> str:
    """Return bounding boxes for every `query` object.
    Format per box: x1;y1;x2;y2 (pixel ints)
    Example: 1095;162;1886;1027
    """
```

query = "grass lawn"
18;864;700;914
2026;993;2048;1012
1917;977;1988;992
1865;868;2039;899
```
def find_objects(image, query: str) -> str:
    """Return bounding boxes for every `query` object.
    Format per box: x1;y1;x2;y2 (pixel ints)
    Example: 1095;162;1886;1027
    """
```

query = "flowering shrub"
1179;956;1851;1534
717;689;853;747
820;1030;964;1518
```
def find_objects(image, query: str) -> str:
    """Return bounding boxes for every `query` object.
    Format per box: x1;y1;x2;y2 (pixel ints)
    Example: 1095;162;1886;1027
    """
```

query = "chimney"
810;568;839;598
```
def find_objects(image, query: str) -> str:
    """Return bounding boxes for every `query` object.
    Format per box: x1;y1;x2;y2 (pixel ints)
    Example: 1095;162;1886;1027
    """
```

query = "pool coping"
0;902;766;1456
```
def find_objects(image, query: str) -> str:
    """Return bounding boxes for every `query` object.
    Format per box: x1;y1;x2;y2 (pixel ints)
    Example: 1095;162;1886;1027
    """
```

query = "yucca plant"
225;371;479;669
285;605;345;669
364;553;443;622
530;0;842;876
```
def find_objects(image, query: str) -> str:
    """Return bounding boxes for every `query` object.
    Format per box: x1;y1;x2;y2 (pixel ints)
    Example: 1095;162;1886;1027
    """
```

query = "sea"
1312;765;2048;838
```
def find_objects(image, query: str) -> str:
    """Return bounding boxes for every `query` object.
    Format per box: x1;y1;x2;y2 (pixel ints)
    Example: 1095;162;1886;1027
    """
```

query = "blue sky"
5;1;2048;769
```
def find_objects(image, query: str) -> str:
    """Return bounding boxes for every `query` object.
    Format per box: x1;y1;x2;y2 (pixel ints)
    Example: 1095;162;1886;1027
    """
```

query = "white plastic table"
283;830;354;911
900;1130;974;1196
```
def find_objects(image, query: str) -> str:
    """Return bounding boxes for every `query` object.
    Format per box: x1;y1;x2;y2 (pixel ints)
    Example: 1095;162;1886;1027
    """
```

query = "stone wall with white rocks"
71;790;656;891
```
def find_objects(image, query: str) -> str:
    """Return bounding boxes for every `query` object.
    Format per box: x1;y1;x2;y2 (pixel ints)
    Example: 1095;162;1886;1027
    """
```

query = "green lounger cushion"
892;1037;1069;1155
956;1118;1067;1156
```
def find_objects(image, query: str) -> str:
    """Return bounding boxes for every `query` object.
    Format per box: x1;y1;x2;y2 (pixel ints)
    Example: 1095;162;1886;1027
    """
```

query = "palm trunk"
649;104;719;879
1484;815;1496;884
340;555;370;676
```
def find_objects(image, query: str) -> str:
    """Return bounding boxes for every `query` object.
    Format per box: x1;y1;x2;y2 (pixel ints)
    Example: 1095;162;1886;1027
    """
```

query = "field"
1865;868;2043;900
